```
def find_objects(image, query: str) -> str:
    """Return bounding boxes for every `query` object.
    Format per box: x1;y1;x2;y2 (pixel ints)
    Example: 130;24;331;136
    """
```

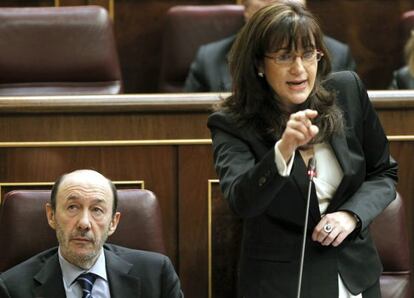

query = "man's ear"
45;203;56;230
108;212;121;236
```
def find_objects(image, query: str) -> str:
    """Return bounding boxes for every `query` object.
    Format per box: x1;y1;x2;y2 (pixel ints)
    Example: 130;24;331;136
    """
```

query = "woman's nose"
289;56;305;73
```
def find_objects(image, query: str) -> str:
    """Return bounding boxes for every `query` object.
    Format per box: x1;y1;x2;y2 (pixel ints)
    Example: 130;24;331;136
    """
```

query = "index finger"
304;109;318;119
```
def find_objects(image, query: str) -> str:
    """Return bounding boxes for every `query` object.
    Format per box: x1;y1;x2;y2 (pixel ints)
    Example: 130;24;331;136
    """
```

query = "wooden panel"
178;145;217;298
0;113;210;142
58;0;110;11
0;145;179;265
0;93;218;142
209;181;241;298
58;0;85;5
0;1;52;6
0;91;413;141
389;140;414;253
371;92;414;135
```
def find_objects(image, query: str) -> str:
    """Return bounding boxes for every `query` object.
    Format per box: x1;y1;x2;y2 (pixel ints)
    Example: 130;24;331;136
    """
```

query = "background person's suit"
184;35;356;92
389;65;414;89
0;244;183;298
207;71;398;297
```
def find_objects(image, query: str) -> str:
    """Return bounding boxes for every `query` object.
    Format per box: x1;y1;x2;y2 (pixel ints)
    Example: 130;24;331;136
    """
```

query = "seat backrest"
158;5;244;92
0;6;122;95
0;189;165;272
370;193;412;298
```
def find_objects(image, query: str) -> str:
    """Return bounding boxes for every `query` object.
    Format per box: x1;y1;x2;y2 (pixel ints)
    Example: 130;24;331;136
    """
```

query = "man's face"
243;0;306;21
46;170;120;269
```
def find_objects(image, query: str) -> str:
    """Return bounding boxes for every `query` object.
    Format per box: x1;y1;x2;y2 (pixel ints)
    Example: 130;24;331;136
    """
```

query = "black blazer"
207;71;398;297
0;244;183;298
184;35;357;92
389;66;414;89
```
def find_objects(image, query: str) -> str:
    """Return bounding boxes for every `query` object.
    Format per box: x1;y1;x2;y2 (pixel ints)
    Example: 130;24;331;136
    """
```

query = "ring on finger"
323;223;333;233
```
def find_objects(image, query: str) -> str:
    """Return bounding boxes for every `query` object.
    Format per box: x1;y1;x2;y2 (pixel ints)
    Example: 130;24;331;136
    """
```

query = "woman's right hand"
278;109;319;162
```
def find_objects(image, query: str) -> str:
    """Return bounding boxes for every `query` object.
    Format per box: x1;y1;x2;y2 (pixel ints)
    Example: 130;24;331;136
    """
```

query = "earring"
258;72;264;77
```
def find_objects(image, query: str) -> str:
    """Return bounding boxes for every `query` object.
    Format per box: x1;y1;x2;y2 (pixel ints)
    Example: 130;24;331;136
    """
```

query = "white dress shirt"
274;141;362;298
59;247;111;298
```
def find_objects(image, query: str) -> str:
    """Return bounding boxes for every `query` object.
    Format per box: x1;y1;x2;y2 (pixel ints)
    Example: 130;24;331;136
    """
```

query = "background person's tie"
76;272;97;298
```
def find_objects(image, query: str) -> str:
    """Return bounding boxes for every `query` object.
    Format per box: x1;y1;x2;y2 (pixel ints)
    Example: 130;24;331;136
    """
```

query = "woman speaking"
207;1;398;297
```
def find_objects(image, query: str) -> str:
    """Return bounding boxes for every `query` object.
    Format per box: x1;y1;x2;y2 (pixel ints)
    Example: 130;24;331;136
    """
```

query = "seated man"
389;30;414;89
184;0;356;92
0;169;183;298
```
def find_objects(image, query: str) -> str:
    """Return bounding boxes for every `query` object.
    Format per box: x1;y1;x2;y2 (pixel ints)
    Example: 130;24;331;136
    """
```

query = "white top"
274;141;362;298
59;247;111;298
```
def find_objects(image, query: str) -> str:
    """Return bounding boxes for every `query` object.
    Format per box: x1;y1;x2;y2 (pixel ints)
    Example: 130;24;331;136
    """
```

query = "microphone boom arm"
296;157;316;298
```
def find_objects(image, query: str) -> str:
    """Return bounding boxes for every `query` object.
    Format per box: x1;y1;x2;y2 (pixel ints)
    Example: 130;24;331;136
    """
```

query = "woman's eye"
277;53;291;61
303;51;315;59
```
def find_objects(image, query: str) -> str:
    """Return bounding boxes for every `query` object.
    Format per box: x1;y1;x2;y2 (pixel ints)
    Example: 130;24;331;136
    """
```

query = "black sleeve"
161;256;183;298
0;277;11;298
338;72;398;231
183;46;208;92
208;113;290;218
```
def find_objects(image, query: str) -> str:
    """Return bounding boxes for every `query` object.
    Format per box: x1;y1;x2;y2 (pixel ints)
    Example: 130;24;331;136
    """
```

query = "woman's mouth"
287;79;307;90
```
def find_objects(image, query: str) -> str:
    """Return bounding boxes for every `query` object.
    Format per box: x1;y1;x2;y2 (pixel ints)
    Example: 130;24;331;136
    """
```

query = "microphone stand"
296;157;316;298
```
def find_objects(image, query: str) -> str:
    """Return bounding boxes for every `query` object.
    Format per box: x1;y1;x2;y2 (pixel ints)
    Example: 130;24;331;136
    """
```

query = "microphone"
307;157;317;181
297;157;316;298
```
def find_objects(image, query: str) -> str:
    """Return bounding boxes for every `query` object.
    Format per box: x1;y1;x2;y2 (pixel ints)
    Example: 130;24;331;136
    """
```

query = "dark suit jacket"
184;35;356;92
207;71;398;298
389;65;414;89
0;244;183;298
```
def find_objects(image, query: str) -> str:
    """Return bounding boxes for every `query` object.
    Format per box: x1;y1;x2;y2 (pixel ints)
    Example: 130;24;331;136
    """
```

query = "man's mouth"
71;236;93;243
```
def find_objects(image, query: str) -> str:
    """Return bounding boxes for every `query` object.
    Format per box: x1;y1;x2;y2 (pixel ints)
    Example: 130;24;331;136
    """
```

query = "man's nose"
77;210;92;230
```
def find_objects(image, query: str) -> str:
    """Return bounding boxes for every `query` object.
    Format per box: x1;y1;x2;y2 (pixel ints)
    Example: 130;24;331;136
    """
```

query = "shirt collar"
58;246;108;288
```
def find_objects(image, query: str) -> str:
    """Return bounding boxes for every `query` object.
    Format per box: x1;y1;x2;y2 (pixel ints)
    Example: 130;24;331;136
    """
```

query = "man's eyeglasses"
264;50;324;66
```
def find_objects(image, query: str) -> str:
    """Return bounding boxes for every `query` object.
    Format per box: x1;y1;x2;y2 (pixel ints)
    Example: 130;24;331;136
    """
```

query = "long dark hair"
218;1;343;143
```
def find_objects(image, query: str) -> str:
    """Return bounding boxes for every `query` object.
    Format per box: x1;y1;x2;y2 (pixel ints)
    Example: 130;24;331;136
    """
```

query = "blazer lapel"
291;130;355;223
105;249;141;298
291;153;321;224
326;133;353;212
33;254;66;298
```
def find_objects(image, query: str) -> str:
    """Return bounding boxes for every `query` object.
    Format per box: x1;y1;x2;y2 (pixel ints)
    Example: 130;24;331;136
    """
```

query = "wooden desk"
0;91;413;297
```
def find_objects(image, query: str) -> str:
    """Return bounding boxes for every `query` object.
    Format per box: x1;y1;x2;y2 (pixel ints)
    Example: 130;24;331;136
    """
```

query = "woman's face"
261;43;319;111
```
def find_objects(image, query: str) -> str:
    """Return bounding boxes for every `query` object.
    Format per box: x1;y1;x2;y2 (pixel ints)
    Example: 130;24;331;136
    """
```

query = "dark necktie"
76;272;97;298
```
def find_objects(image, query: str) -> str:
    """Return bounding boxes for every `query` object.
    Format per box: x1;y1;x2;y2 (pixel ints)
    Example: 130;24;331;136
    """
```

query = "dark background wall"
307;0;414;92
2;0;413;92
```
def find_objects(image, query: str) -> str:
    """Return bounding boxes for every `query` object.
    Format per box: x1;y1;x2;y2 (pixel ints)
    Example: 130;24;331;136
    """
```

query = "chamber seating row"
0;188;411;298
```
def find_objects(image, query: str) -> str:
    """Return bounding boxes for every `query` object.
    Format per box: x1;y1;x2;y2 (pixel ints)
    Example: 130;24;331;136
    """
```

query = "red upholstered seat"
158;5;244;92
370;193;412;298
0;189;165;272
0;6;122;95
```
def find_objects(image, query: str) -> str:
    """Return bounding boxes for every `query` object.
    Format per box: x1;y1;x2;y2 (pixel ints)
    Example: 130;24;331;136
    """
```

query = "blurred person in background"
389;30;414;89
184;0;356;92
